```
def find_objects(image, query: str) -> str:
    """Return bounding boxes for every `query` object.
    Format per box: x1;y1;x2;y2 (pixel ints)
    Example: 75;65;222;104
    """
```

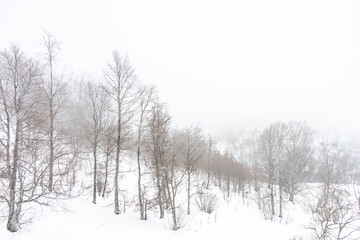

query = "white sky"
1;0;360;141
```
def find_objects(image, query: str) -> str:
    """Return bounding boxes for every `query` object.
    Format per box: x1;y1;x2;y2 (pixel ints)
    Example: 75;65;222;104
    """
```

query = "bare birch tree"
181;125;205;215
135;85;154;220
283;121;314;203
257;122;287;218
147;102;171;219
84;81;109;204
257;124;278;193
164;131;186;230
206;134;215;190
103;51;137;214
41;31;61;192
99;118;116;198
0;45;42;231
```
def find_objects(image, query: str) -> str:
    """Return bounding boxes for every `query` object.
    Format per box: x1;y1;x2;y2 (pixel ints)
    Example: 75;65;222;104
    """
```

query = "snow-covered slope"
1;186;307;240
1;156;358;240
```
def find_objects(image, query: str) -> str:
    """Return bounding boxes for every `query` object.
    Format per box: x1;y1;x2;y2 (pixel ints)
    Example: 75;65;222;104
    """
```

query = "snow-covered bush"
195;192;218;214
308;187;360;240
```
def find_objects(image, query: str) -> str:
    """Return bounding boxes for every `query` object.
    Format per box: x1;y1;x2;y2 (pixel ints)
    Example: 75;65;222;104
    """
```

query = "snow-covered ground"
1;158;358;240
1;189;309;240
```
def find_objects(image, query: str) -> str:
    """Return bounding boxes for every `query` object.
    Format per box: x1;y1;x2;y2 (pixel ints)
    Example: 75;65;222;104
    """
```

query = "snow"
0;190;306;240
0;157;309;240
1;158;357;240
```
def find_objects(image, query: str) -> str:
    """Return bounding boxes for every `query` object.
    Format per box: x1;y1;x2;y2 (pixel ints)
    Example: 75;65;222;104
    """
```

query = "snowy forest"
0;31;360;240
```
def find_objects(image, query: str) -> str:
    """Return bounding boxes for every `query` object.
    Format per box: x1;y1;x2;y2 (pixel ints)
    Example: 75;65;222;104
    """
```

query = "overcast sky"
1;0;359;141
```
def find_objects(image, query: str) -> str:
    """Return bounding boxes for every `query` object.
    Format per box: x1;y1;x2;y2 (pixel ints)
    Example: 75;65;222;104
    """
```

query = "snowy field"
1;157;359;240
0;176;317;240
0;195;304;240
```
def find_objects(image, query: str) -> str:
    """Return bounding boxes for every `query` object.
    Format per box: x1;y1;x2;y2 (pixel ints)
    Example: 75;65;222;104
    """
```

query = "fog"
1;0;359;141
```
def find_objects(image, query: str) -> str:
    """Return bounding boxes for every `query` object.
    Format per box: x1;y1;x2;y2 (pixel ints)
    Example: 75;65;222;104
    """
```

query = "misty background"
1;0;359;141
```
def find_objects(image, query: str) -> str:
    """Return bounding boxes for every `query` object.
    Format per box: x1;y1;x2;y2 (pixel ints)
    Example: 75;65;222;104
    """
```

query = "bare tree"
41;31;61;192
84;81;109;204
318;140;341;203
257;122;287;219
283;121;314;203
230;133;257;203
146;102;171;219
180;125;205;215
103;51;137;214
309;187;360;240
351;163;360;211
99;118;116;198
64;79;88;193
205;134;215;190
146;105;185;229
346;143;360;211
164;131;186;230
0;45;42;231
135;85;154;220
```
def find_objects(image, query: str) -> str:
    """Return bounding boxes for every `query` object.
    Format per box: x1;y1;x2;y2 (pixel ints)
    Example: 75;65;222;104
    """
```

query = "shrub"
195;192;218;214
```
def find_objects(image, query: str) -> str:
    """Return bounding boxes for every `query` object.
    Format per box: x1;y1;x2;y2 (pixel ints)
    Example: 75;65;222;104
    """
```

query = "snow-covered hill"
0;192;305;240
1;152;359;240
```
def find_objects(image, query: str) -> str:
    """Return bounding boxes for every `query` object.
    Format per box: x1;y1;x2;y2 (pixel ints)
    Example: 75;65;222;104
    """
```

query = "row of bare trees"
1;34;360;236
0;34;228;232
225;122;360;239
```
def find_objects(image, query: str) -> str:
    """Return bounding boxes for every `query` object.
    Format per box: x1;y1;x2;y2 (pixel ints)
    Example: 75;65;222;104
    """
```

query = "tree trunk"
279;173;283;218
289;179;295;203
7;118;20;232
241;182;245;204
114;99;121;215
92;143;97;204
166;175;178;230
137;144;144;220
155;155;164;218
114;148;120;214
170;194;177;230
289;188;294;203
4;105;11;177
187;172;191;215
254;173;258;192
227;177;230;198
270;184;275;216
206;172;210;190
114;123;121;214
49;60;54;193
102;153;109;198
